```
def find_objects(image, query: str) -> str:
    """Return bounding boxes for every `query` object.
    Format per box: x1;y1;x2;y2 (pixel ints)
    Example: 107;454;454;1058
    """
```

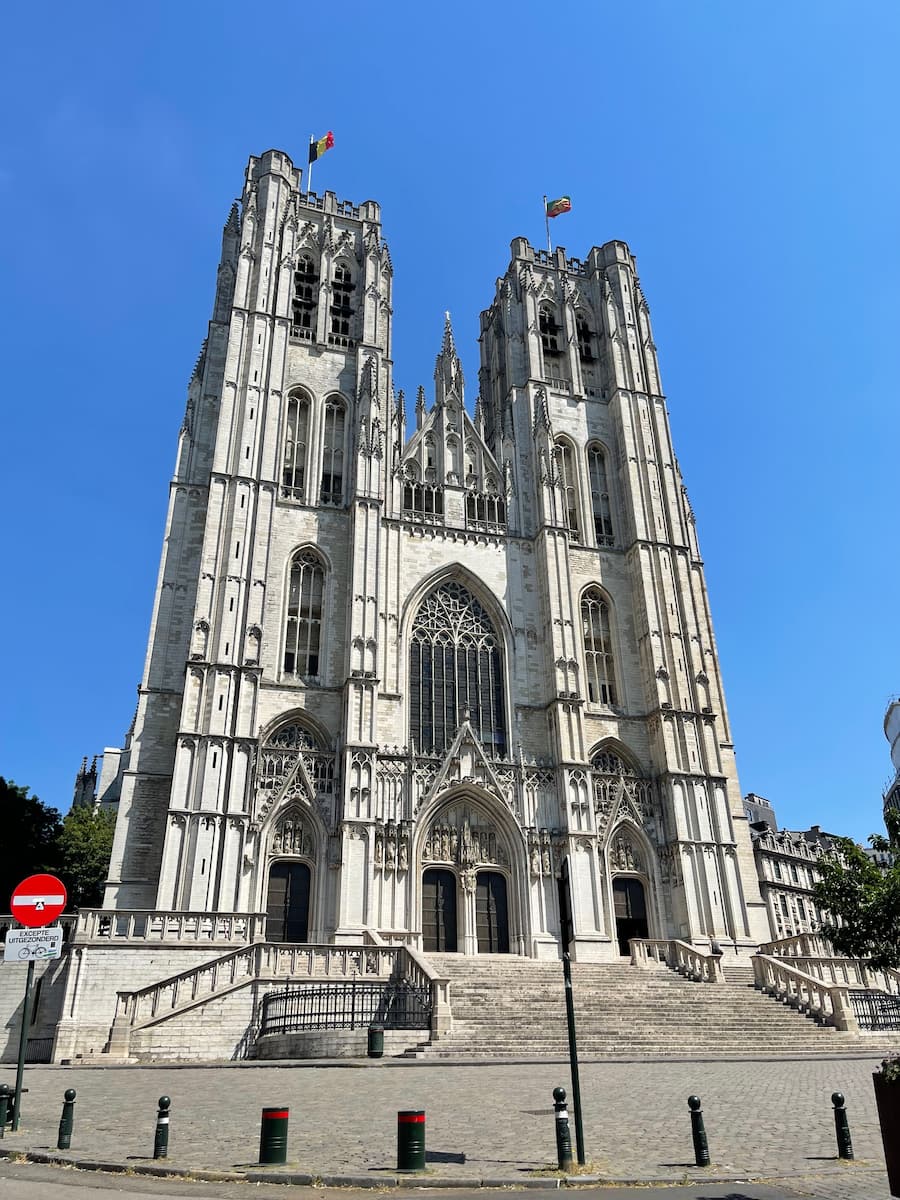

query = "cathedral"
101;146;769;967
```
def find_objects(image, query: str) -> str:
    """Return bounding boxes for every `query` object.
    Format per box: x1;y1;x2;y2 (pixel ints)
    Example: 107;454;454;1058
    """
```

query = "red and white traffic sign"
10;874;67;927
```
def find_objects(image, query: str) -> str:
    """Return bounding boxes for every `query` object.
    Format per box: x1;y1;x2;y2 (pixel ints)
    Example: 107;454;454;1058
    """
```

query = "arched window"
409;581;506;756
330;261;354;339
320;396;346;504
588;444;614;546
581;589;617;705
282;391;310;500
576;312;594;361
292;254;318;338
539;304;561;356
556;440;581;539
284;550;325;678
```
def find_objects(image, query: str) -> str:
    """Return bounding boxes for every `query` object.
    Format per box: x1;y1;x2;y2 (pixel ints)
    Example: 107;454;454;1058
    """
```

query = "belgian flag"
309;131;335;164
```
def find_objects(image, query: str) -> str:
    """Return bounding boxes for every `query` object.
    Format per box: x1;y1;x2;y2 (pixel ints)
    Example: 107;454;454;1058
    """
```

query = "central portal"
422;867;458;952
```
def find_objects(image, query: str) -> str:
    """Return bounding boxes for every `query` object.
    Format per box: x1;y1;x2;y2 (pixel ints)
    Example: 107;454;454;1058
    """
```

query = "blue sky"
1;2;898;841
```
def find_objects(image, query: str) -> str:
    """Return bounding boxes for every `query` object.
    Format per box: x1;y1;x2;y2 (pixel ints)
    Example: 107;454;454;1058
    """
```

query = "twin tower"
103;148;768;959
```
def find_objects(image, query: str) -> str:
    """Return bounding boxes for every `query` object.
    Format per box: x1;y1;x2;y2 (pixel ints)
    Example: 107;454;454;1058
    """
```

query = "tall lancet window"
330;261;354;338
581;589;618;706
588;444;614;546
320;396;346;504
284;550;325;678
409;581;506;756
556;440;581;539
291;254;318;337
539;303;562;356
576;312;595;361
282;391;311;500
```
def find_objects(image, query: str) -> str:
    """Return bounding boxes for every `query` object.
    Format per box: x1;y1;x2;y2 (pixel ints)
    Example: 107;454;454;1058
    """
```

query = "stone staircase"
410;954;897;1059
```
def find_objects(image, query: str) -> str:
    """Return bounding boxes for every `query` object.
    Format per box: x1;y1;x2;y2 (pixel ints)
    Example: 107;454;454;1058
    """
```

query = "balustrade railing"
630;938;725;983
75;909;267;944
757;932;835;958
751;954;856;1030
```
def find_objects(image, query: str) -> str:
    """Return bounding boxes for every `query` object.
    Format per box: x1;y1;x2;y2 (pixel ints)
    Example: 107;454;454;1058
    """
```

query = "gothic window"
402;481;444;524
330;260;354;340
465;490;506;532
409;581;506;756
282;391;311;500
581;589;617;706
539;303;562;355
576;312;594;361
556;440;581;539
588;444;614;546
291;254;318;338
320;395;346;504
284;550;325;678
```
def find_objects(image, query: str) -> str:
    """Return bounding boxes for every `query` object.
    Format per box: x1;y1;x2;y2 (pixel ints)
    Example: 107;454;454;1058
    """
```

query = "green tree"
56;806;116;908
0;777;62;909
813;810;900;970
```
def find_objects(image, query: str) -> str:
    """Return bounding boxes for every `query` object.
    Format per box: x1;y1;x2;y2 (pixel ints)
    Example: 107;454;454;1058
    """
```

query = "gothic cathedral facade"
104;149;769;960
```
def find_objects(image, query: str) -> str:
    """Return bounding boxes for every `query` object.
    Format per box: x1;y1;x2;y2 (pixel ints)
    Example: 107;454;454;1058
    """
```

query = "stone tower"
103;149;768;957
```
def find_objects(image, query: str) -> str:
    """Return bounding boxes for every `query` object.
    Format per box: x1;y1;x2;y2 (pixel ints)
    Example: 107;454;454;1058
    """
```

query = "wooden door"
475;871;509;954
266;862;311;943
612;876;648;956
422;868;458;952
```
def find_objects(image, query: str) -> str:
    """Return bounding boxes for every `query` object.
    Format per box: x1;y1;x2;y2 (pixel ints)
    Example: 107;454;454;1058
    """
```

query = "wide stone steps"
411;953;886;1059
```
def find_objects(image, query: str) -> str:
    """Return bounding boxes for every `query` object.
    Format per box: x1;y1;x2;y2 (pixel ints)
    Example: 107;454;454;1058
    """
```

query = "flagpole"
306;136;314;194
544;195;552;254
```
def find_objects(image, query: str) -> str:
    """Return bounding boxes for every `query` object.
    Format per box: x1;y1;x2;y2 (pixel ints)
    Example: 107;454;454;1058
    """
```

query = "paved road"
0;1056;893;1198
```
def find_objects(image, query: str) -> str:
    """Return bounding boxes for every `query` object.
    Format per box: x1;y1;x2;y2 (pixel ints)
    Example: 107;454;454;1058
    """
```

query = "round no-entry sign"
10;873;67;927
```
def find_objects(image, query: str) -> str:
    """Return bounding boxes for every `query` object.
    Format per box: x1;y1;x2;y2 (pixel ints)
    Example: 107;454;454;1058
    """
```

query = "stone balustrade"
75;909;268;945
751;954;857;1031
630;938;725;982
758;932;835;958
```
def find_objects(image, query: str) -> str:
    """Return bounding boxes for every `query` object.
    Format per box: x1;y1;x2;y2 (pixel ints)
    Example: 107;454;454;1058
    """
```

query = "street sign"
3;926;63;963
10;873;67;927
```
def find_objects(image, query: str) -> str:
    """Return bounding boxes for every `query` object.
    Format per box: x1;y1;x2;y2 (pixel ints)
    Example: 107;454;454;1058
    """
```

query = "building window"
797;898;806;921
587;444;614;546
329;261;354;341
291;254;318;339
320;396;346;504
790;863;800;884
539;304;561;355
402;481;444;523
282;391;310;500
284;550;325;678
409;581;506;756
773;861;783;881
576;312;594;361
556;441;580;538
465;490;506;532
581;589;618;706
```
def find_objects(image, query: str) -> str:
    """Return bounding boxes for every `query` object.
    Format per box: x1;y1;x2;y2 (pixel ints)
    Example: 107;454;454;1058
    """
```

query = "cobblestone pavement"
0;1056;893;1198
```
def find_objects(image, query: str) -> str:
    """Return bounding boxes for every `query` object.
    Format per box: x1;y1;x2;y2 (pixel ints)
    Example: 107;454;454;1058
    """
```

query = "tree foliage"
56;806;116;908
0;777;62;908
813;810;900;970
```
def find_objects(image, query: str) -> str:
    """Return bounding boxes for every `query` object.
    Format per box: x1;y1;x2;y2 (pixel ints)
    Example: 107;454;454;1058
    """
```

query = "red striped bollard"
259;1106;289;1165
397;1110;426;1171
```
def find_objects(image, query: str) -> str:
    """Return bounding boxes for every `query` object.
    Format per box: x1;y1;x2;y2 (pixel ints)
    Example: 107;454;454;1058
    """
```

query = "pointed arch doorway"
266;861;311;943
612;876;648;956
475;871;509;954
422;868;458;952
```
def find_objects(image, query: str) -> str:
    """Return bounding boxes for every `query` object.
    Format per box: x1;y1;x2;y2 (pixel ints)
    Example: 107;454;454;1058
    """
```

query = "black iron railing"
848;989;900;1031
260;981;432;1035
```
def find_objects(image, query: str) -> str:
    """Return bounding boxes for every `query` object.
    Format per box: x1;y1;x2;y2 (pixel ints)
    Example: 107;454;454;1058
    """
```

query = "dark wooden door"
613;877;648;955
266;862;311;942
422;868;458;952
475;871;509;954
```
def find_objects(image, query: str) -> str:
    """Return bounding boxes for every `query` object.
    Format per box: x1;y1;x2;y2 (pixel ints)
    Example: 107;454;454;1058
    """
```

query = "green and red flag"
309;131;335;164
546;195;572;218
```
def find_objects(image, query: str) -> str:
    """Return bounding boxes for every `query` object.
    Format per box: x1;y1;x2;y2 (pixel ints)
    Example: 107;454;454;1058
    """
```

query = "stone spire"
433;312;464;408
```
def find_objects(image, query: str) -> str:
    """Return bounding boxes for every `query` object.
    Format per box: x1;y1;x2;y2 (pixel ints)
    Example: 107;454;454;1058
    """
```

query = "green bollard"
259;1106;289;1165
0;1085;9;1138
367;1025;384;1058
397;1110;426;1171
57;1089;76;1150
553;1086;573;1171
688;1095;710;1167
154;1096;171;1160
831;1092;854;1160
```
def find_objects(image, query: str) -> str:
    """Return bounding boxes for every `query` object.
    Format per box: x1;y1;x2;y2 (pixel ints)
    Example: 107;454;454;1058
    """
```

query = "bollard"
367;1025;384;1059
688;1095;710;1167
259;1106;289;1165
831;1091;854;1160
397;1110;426;1171
57;1089;76;1150
553;1086;573;1171
0;1085;9;1138
154;1096;171;1160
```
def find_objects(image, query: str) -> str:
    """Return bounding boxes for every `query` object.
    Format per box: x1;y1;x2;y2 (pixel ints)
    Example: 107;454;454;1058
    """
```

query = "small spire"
434;314;464;407
396;389;405;426
442;311;455;355
224;201;240;235
473;395;484;435
416;386;426;431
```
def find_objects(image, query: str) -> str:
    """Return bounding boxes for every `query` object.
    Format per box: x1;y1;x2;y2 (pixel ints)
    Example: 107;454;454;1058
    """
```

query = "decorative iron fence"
849;989;900;1031
260;981;432;1035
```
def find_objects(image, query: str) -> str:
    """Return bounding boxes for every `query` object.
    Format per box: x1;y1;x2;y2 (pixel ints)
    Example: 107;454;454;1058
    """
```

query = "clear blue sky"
1;2;898;841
